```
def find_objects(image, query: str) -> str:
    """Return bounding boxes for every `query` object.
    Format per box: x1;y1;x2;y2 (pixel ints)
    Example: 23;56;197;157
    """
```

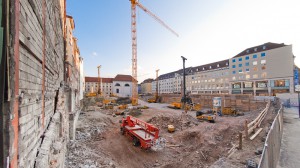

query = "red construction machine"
120;115;164;150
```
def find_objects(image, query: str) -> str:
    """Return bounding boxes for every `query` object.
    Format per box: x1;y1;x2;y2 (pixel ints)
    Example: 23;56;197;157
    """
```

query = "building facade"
85;74;134;97
85;77;113;96
156;42;296;96
112;75;134;97
141;78;154;94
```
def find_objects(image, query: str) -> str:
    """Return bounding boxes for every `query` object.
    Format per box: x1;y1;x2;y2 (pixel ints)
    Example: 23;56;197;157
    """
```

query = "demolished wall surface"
8;0;68;167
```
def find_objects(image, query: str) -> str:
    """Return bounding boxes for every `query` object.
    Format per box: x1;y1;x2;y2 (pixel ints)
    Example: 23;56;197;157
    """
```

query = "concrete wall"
160;94;267;112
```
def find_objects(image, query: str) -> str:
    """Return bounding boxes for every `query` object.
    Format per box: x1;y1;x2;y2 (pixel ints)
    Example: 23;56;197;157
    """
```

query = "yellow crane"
130;0;178;105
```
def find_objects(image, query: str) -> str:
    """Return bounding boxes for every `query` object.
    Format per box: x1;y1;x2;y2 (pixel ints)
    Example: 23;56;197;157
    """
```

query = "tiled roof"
234;42;287;58
158;59;229;80
192;59;229;73
141;78;154;84
113;74;136;82
85;77;113;83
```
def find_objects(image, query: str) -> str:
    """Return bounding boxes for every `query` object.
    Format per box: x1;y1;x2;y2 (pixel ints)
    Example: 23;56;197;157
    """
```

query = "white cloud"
92;52;98;57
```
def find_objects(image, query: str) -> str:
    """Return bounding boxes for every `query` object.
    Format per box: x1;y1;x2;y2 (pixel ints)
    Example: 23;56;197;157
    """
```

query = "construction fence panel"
258;105;283;168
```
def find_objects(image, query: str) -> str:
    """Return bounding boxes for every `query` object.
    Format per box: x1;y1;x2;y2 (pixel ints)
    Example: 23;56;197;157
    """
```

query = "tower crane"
130;0;178;105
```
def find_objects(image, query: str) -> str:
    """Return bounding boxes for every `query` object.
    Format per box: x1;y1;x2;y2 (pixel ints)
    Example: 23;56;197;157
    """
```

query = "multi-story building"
141;78;154;94
85;77;113;96
85;74;135;97
229;42;294;95
156;42;296;96
187;60;230;94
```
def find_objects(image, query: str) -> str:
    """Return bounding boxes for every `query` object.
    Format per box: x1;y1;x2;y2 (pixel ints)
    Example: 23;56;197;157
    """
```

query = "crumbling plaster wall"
8;0;69;167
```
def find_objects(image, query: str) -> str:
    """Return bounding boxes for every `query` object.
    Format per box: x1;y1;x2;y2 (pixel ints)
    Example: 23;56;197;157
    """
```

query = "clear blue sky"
67;0;300;83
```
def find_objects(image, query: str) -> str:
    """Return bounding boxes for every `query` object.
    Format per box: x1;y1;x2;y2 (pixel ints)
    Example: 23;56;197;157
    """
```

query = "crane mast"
130;0;178;106
131;0;138;105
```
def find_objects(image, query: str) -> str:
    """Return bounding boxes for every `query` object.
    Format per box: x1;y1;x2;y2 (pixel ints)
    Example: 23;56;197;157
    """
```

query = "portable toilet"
212;97;222;115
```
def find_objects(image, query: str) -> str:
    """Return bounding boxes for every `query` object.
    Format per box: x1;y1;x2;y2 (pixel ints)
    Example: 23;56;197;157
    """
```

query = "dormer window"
217;64;220;67
246;49;249;53
203;67;205;70
263;45;266;50
196;68;198;71
254;48;257;52
226;62;228;65
209;66;212;69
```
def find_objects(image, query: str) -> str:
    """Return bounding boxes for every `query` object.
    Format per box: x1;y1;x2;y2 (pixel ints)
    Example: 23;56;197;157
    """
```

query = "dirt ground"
66;99;276;168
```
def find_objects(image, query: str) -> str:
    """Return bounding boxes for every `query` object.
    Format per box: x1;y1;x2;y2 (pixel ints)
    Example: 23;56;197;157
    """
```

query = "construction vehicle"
196;110;216;123
118;104;128;110
85;92;97;97
129;0;178;106
168;102;182;109
120;115;162;149
168;97;202;111
212;97;241;116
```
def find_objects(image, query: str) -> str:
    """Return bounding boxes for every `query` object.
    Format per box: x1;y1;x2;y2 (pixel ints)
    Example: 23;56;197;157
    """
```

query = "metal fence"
258;104;284;168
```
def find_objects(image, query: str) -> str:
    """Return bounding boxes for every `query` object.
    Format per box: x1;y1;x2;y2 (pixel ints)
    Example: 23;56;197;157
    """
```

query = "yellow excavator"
196;110;216;123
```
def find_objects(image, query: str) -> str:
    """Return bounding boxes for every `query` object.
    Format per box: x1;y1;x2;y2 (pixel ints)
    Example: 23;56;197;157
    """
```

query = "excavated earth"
66;99;277;168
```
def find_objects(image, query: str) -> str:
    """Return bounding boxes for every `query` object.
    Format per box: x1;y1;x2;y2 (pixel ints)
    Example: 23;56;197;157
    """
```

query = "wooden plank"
250;128;263;140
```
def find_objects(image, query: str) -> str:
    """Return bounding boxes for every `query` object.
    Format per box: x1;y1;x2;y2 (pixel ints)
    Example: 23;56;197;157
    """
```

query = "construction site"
65;93;280;168
2;0;298;168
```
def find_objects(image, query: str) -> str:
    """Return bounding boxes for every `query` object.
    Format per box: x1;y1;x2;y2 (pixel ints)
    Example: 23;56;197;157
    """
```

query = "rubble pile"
147;114;199;131
66;113;117;168
116;97;131;104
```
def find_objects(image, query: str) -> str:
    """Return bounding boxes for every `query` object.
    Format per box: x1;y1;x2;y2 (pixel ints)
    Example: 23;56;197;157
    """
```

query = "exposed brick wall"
8;0;67;167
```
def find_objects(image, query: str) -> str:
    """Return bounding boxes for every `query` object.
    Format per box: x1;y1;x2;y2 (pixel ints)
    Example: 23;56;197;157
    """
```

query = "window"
261;72;267;78
246;75;250;79
238;58;242;62
238;69;243;73
239;64;242;67
261;60;266;64
232;71;236;74
253;74;258;78
115;83;120;86
116;89;119;93
261;53;266;57
253;61;257;65
253;54;257;58
245;56;249;60
232;65;236;68
125;83;130;87
253;67;258;71
262;65;266;70
232;59;236;63
246;68;250;72
245;62;250;66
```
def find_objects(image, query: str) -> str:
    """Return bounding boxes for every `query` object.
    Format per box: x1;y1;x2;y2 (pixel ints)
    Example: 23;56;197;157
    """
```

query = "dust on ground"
66;98;276;168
